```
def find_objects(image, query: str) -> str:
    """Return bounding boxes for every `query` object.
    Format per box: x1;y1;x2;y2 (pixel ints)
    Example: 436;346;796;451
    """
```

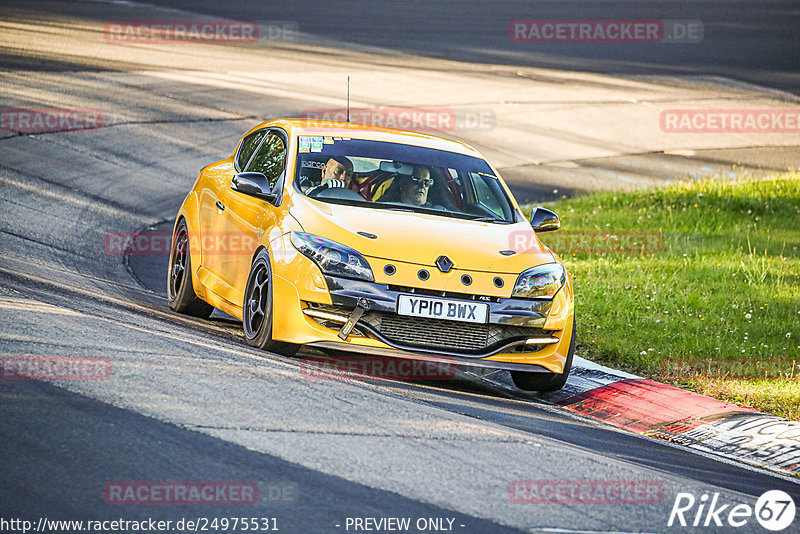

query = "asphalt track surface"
148;0;800;94
1;1;799;533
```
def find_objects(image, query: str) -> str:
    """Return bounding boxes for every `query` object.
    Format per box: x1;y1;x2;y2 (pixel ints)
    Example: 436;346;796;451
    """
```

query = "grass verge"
532;172;800;420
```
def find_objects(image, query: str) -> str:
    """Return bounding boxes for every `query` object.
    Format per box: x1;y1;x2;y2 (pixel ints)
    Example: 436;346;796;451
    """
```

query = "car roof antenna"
346;76;350;123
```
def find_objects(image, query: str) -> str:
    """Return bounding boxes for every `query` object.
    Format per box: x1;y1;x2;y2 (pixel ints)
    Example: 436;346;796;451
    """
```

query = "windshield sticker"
298;136;311;153
301;160;325;169
310;136;323;152
323;136;335;144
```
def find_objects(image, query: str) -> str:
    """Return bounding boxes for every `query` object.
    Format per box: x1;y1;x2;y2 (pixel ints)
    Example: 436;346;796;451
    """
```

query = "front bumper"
296;286;571;374
268;235;573;373
306;277;559;359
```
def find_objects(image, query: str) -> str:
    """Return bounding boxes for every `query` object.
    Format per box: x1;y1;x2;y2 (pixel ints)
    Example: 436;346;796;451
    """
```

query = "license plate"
396;295;488;324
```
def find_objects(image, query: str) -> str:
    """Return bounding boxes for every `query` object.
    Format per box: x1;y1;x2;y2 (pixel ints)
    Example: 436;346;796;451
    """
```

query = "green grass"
530;172;800;420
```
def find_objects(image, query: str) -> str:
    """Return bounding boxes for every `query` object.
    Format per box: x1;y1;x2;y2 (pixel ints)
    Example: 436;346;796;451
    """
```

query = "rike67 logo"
668;490;796;531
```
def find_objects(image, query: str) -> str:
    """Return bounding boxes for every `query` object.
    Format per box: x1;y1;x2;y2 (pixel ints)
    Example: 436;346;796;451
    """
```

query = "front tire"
511;315;575;392
166;219;214;318
242;250;299;356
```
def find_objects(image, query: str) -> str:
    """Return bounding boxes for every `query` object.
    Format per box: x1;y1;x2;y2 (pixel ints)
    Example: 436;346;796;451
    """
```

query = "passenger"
397;165;434;206
376;165;435;207
307;156;354;196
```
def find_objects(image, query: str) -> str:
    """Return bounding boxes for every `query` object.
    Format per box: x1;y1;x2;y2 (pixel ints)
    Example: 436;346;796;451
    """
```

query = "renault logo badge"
435;255;454;273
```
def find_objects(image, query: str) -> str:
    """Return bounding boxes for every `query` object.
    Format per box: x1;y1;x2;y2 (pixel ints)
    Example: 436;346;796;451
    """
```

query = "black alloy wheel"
166;219;214;318
242;249;299;356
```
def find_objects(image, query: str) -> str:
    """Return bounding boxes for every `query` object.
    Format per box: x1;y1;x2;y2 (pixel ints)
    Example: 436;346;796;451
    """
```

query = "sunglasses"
408;175;434;187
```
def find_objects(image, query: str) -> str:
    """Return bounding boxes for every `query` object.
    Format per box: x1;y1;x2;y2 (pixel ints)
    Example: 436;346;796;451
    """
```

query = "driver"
307;156;354;196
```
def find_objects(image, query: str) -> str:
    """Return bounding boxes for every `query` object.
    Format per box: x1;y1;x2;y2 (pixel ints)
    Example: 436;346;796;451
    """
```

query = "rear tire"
242;250;299;356
511;315;575;392
166;219;214;318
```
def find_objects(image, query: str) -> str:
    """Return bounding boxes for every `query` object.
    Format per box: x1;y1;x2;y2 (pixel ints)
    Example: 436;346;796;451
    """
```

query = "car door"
197;128;267;298
215;130;287;306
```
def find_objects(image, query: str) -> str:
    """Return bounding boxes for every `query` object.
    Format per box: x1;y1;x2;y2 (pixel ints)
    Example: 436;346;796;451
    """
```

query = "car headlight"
512;263;566;299
290;232;374;282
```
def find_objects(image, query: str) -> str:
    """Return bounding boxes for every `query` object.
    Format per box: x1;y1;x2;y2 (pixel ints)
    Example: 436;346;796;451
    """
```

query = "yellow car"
167;119;574;391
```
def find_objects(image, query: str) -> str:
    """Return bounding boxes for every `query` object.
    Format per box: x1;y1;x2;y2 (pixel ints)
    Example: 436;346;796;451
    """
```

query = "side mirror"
530;207;560;232
231;173;278;203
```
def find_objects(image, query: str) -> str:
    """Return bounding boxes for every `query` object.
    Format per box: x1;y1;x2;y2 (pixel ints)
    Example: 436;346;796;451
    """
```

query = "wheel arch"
171;210;207;300
251;244;269;266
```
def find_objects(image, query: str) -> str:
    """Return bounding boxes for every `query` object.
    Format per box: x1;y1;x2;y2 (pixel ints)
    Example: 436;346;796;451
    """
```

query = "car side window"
472;174;504;217
246;134;287;186
237;130;267;171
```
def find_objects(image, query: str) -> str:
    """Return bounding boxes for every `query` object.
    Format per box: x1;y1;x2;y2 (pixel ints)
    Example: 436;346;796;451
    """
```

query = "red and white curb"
544;356;800;477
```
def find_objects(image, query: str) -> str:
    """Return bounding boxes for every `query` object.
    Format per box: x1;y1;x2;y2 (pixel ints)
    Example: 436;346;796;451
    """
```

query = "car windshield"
294;137;520;223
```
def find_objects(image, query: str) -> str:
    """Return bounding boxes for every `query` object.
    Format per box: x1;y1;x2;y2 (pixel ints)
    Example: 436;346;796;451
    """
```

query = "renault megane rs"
167;119;574;391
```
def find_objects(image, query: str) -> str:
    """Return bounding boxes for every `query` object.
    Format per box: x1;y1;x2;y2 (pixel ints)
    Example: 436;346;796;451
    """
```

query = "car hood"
289;196;554;273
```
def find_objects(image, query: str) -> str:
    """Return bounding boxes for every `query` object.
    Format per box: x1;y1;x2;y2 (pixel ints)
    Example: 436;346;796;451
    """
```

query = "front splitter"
306;341;553;373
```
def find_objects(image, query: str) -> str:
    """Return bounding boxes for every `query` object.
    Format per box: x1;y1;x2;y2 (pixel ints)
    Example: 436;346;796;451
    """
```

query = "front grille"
305;303;550;354
376;314;488;351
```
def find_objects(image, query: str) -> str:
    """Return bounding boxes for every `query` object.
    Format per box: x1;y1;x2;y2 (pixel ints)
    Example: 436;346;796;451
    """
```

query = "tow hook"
338;297;371;341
